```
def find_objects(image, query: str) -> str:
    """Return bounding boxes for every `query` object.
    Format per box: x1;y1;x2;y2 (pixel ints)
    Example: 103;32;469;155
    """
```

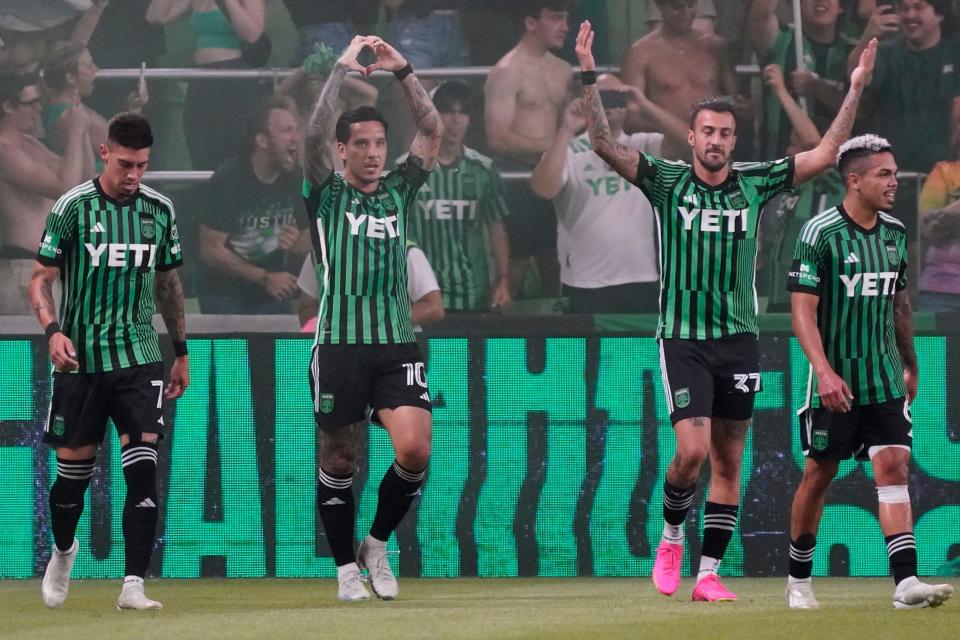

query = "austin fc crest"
140;216;156;239
52;414;65;436
886;244;900;265
319;393;335;414
728;190;747;209
674;388;691;409
812;428;828;451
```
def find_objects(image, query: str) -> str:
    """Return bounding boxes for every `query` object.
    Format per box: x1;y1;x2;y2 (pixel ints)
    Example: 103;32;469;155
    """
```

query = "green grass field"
2;577;956;640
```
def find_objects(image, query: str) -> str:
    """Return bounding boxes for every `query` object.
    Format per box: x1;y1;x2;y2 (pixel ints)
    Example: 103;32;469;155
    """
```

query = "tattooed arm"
28;262;78;372
794;38;877;186
893;290;918;403
574;21;644;183
366;37;443;169
154;269;189;399
304;36;370;185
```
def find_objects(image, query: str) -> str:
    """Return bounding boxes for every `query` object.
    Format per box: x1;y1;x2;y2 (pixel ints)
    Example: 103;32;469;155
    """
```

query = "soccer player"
29;113;188;610
784;134;955;610
575;21;876;601
302;35;443;601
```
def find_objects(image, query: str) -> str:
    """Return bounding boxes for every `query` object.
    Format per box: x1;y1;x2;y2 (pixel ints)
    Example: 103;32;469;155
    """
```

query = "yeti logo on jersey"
839;272;898;297
39;232;63;259
318;393;334;414
674;388;691;409
344;211;399;239
678;207;748;233
85;243;157;267
418;199;479;221
140;216;156;239
886;244;900;265
812;429;828;451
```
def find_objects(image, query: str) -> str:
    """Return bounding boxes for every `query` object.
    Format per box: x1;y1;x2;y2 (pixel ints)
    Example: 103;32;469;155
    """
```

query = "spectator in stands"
197;98;307;314
759;63;845;312
297;241;444;332
748;0;854;160
916;97;960;311
0;72;92;314
146;0;269;171
274;43;378;168
622;0;747;158
484;0;572;299
385;0;472;69
403;80;511;312
849;0;960;173
0;0;108;73
645;0;717;34
281;0;379;65
531;74;687;313
41;41;148;177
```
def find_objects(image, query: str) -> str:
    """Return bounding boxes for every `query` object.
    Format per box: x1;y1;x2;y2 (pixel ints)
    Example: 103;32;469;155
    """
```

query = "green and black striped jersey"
634;154;794;339
303;160;430;344
787;205;908;407
36;178;183;373
399;147;509;311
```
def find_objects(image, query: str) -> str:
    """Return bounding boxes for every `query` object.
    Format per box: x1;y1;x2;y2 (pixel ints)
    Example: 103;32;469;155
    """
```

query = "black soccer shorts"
309;342;432;429
658;333;762;425
43;361;166;448
799;397;912;461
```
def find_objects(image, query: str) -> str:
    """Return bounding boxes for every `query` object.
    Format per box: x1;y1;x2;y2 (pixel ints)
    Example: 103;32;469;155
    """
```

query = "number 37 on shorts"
732;372;762;393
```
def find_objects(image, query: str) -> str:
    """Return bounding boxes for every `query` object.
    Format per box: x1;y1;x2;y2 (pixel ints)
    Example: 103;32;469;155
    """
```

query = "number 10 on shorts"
402;362;427;389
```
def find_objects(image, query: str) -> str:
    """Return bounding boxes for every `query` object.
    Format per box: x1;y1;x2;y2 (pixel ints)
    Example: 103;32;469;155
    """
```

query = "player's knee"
673;445;709;475
869;446;910;484
319;447;355;476
801;461;838;491
395;440;430;472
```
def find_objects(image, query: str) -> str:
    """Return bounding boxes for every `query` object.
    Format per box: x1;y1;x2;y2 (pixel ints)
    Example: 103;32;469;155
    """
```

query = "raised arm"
575;21;641;183
763;64;822;151
893;290;918;402
218;0;266;44
0;106;91;199
531;98;584;199
70;0;109;45
794;38;877;186
366;37;444;169
746;0;782;57
848;5;899;74
304;36;369;185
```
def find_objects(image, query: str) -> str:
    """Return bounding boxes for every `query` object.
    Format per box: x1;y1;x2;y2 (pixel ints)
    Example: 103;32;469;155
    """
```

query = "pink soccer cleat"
692;574;737;602
652;540;683;596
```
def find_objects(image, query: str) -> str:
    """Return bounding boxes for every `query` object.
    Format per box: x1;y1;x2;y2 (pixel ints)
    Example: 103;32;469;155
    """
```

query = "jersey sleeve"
36;194;79;266
155;202;184;271
741;156;796;208
896;232;908;292
481;162;510;223
786;222;825;294
630;152;662;195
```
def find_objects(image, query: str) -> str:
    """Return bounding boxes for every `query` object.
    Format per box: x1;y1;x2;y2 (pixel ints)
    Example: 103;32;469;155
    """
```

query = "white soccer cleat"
117;577;163;610
357;537;399;600
786;580;820;609
893;577;954;609
337;565;371;602
41;539;78;608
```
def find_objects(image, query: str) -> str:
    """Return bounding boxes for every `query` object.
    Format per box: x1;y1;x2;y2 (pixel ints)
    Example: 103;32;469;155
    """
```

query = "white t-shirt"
554;132;662;288
297;246;440;332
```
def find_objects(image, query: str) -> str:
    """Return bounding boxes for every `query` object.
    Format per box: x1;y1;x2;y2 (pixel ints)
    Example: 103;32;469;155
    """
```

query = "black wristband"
173;340;189;358
393;63;414;81
581;70;597;86
44;321;61;338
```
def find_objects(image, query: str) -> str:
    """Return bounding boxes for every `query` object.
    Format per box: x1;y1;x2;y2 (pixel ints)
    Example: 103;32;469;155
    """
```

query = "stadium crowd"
1;0;960;316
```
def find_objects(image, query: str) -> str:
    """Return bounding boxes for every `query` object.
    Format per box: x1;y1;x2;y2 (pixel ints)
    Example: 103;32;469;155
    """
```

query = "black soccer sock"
369;460;425;542
662;479;696;526
317;467;357;567
121;442;159;578
886;532;918;585
788;533;816;580
49;457;96;552
699;501;739;574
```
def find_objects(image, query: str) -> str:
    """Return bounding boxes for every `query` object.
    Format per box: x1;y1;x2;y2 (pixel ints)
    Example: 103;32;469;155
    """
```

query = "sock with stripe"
49;457;96;552
662;480;696;543
788;533;816;581
317;467;357;567
698;501;739;580
121;441;159;577
369;460;426;542
886;532;917;585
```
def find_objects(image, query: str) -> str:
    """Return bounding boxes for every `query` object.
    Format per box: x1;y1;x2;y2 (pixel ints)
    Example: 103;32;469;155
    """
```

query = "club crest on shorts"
52;414;65;436
140;216;156;239
812;428;828;451
318;393;335;414
674;388;691;409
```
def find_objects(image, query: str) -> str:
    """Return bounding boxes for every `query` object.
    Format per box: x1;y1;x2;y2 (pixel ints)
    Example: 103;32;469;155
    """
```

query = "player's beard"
699;148;727;172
